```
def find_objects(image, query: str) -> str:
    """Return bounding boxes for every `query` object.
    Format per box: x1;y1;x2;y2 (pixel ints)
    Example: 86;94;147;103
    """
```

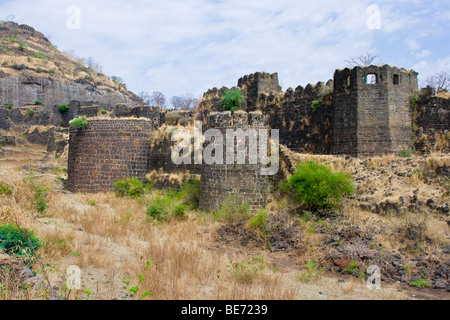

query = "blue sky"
1;0;449;103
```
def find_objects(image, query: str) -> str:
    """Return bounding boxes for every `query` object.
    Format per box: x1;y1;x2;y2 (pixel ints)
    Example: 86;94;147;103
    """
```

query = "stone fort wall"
199;111;269;212
67;119;153;193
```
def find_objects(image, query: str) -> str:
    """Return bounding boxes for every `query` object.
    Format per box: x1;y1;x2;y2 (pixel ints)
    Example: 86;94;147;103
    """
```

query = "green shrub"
214;195;250;222
172;205;188;218
101;109;107;115
58;104;70;114
33;52;46;59
283;160;354;210
226;256;267;282
88;200;96;206
4;103;13;110
1;60;6;67
18;42;28;52
248;209;268;230
70;116;88;129
298;260;324;283
34;100;43;105
178;180;200;209
399;150;413;158
27;109;34;117
311;100;320;113
146;198;169;222
113;177;144;198
0;224;42;265
32;183;48;214
409;279;431;288
0;182;12;196
36;67;42;73
219;89;243;113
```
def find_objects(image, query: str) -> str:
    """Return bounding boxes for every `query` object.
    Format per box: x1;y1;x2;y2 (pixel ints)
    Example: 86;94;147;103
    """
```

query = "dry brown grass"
1;145;438;300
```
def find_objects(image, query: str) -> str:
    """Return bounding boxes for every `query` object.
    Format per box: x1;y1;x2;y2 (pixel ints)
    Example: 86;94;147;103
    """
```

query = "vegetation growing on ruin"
58;104;70;114
70;116;88;129
219;89;243;113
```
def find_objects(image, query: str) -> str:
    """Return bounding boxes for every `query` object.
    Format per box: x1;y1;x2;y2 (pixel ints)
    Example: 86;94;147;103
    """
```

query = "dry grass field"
0;143;448;300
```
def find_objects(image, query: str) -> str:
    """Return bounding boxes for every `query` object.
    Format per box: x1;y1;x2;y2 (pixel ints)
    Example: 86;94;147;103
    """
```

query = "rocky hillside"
0;21;143;109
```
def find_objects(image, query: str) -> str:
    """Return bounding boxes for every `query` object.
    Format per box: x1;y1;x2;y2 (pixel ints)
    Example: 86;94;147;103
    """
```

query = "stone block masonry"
199;111;270;212
333;65;418;157
67;119;153;193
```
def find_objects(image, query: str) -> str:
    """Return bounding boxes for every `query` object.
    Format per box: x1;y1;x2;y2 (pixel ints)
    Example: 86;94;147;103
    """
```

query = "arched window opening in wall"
393;74;400;85
366;74;377;84
345;76;351;86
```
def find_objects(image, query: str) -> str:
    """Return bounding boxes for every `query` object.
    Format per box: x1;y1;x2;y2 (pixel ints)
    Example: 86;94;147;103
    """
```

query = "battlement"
334;65;418;93
206;110;266;129
237;72;281;91
237;72;282;111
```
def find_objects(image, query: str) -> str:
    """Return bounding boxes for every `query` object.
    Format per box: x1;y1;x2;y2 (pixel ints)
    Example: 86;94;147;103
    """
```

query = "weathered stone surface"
26;125;56;146
0;134;15;146
199;111;269;212
333;65;418;157
67;119;153;193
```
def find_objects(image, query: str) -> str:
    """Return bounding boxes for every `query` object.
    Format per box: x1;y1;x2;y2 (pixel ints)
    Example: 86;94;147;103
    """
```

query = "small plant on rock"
58;104;70;114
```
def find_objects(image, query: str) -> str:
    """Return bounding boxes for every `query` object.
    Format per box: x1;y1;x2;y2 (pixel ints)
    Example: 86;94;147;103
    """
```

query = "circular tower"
67;118;153;193
199;111;269;212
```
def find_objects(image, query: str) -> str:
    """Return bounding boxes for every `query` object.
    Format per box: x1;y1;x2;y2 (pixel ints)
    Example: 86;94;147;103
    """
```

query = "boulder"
26;125;56;146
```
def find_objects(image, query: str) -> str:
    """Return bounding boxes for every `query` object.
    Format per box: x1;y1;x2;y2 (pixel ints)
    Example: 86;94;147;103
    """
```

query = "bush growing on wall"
283;160;354;210
70;116;88;129
58;104;70;114
219;89;243;113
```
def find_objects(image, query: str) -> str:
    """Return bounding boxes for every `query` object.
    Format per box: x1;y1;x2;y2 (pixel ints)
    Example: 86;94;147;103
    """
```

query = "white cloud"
0;0;449;102
415;50;432;59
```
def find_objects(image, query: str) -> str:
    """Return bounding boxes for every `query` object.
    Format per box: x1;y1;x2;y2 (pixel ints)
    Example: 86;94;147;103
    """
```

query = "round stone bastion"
67;118;152;193
199;111;270;212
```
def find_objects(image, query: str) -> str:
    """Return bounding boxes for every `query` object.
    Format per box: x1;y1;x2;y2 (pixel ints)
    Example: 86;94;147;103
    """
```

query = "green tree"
219;89;243;113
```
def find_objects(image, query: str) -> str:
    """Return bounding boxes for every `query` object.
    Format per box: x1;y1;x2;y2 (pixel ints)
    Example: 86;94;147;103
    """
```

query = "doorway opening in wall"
393;74;400;85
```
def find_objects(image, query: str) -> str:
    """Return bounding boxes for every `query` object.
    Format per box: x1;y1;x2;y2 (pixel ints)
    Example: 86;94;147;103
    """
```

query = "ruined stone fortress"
2;64;448;211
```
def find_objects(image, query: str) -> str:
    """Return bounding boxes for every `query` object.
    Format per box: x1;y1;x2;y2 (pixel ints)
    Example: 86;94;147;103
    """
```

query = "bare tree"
138;91;151;105
150;91;166;108
171;94;198;110
345;53;381;67
6;15;16;23
425;71;450;93
85;57;103;74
